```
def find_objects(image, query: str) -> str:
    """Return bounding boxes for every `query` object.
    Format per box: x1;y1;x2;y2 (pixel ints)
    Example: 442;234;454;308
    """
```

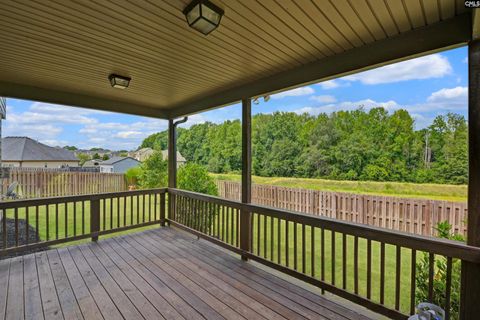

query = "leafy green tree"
138;151;167;188
92;153;101;160
178;163;218;196
102;154;110;161
138;108;468;185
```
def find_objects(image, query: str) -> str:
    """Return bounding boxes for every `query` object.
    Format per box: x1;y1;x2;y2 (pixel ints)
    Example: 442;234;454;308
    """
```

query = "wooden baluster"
236;208;240;247
90;199;100;242
136;195;140;225
64;202;68;238
302;223;306;273
25;207;29;245
264;215;267;258
103;198;106;230
46;205;49;241
321;228;325;293
256;213;260;256
2;209;6;249
354;236;359;295
395;245;401;310
123;197;127;227
379;242;386;305
294;222;298;270
342;233;347;289
55;203;59;240
332;231;336;285
277;218;281;264
311;226;315;277
14;208;18;247
142;194;146;224
445;257;452;320
160;193;166;227
367;239;372;299
270;215;274;260
428;253;435;302
410;249;417;315
35;206;39;241
73;201;77;237
82;201;85;234
285;220;289;267
117;197;120;227
130;195;134;225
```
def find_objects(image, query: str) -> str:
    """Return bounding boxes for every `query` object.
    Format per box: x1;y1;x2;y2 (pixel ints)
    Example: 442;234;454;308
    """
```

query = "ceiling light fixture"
183;0;224;35
109;74;131;89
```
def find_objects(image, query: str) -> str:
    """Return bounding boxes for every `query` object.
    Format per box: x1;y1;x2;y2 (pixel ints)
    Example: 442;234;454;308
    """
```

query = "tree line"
140;107;468;185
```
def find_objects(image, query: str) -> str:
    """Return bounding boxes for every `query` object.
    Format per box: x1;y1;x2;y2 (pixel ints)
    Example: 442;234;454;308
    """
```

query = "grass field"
212;173;467;202
3;196;160;248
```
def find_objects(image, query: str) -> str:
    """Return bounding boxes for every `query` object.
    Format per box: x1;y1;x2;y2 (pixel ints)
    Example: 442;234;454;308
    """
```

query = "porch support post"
168;119;177;189
240;98;252;260
168;119;176;223
461;39;480;319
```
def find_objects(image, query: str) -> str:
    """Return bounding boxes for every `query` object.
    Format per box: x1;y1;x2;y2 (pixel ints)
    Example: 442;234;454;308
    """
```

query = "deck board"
1;227;374;320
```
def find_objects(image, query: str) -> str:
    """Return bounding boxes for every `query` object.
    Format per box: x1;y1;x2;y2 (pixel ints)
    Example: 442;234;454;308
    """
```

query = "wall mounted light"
109;74;131;89
183;0;224;35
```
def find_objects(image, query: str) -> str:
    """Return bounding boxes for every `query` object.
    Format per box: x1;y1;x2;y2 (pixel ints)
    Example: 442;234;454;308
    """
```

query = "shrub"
178;163;218;196
415;221;463;319
125;166;142;188
138;151;168;188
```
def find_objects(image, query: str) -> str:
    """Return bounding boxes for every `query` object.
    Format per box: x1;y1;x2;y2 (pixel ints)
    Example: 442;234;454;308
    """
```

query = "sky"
4;46;468;151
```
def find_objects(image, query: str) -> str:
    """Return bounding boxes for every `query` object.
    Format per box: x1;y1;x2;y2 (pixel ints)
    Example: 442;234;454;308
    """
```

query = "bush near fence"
215;180;467;237
0;168;127;199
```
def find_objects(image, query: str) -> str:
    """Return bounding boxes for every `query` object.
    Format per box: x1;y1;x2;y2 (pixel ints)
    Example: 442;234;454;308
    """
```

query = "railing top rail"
0;188;167;209
169;188;480;263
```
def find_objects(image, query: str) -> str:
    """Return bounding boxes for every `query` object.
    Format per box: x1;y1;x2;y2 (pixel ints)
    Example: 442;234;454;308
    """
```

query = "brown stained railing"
168;188;480;320
0;188;166;257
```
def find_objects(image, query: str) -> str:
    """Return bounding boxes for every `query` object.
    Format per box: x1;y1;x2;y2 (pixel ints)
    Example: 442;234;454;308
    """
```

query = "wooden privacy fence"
0;168;127;199
216;180;468;237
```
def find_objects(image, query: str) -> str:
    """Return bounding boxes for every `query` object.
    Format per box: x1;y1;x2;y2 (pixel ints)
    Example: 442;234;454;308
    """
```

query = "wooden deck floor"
0;227;374;320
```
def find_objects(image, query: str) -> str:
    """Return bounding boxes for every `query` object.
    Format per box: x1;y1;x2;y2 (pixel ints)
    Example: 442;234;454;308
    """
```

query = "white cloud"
295;99;400;115
317;80;340;89
463;57;468;64
115;131;143;139
309;95;336;103
5;100;169;151
271;86;314;99
343;54;452;85
427;86;467;102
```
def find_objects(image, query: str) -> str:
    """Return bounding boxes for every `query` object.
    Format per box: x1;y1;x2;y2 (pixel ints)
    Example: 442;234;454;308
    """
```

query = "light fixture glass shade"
183;0;224;35
109;74;131;89
186;3;200;25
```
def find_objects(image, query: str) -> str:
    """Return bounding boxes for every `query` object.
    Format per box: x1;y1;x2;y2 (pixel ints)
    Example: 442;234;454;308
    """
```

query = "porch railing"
169;188;480;320
0;188;166;257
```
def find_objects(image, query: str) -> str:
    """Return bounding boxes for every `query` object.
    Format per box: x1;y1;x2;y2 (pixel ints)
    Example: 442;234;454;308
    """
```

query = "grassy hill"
211;173;467;202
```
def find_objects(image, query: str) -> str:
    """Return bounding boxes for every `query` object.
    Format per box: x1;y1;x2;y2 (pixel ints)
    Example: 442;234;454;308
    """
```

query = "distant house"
161;150;186;168
99;156;140;173
129;147;155;162
129;148;186;167
1;137;79;168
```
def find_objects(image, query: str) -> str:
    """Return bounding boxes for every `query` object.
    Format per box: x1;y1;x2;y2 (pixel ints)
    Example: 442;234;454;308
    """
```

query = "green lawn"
212;173;467;202
3;196;161;248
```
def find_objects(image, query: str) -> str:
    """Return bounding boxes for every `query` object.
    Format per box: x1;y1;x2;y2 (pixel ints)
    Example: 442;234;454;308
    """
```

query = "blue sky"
4;46;468;151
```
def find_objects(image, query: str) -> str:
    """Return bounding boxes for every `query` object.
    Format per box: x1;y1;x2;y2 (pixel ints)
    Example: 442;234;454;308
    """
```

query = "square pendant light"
109;74;131;89
183;0;224;35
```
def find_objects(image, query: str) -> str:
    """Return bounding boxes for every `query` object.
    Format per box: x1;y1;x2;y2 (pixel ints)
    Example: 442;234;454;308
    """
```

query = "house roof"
2;137;78;162
100;156;140;165
161;150;186;162
0;1;472;119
